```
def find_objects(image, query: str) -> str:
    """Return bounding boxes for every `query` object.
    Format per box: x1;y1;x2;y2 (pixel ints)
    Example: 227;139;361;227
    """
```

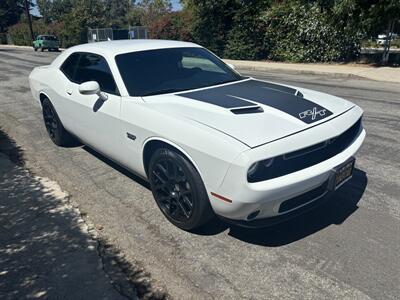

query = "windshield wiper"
141;88;184;97
141;77;246;97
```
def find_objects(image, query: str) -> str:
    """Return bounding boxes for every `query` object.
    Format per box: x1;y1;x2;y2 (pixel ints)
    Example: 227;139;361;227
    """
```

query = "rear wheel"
148;148;214;231
40;47;44;52
42;98;74;146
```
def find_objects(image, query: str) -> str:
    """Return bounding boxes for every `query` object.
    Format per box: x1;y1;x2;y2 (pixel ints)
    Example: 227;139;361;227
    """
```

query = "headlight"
247;158;274;179
247;162;260;177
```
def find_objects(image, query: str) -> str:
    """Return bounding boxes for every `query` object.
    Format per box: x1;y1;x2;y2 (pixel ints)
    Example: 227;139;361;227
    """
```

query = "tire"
148;148;214;231
55;48;59;52
34;47;37;52
41;98;74;146
41;47;44;52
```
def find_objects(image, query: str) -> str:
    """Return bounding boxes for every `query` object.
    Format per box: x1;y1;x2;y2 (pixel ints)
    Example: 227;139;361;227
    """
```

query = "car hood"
144;78;355;148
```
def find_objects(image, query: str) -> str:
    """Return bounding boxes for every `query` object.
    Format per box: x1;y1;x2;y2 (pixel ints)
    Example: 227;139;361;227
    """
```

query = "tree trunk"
382;19;395;65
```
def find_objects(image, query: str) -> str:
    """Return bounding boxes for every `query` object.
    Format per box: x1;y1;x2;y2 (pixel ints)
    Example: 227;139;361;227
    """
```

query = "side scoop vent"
230;106;264;115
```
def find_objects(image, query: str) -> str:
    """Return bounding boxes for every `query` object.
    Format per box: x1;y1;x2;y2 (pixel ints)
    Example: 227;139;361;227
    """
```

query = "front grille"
278;180;329;213
248;118;362;182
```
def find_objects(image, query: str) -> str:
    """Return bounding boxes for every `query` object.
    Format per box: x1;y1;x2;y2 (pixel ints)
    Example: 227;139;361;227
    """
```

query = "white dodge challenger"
29;40;366;230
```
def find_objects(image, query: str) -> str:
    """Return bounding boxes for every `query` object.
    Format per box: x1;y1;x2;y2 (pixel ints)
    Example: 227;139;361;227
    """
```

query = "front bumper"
219;185;331;228
218;157;354;228
209;123;366;223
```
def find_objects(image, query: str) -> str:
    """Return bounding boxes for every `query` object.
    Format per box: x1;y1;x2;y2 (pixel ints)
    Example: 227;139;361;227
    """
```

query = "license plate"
334;158;355;189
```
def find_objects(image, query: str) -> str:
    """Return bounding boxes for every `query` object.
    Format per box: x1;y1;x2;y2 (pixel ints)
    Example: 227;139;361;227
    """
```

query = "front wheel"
40;47;44;52
42;98;74;146
148;148;214;231
33;47;37;52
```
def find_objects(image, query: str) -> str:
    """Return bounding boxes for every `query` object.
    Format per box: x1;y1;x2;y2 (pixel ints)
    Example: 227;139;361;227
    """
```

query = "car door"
60;52;122;158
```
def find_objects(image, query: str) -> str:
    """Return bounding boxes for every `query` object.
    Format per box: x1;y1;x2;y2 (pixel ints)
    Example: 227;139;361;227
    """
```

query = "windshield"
115;47;243;97
43;35;58;41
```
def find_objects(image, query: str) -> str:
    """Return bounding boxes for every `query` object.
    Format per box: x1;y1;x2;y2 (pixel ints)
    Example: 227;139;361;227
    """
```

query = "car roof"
51;39;203;69
67;39;201;56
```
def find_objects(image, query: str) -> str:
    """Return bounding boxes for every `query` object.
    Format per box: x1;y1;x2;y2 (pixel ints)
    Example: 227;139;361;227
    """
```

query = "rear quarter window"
60;53;80;81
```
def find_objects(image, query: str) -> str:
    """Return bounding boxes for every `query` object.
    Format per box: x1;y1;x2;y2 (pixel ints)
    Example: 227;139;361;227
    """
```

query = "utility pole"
23;0;35;42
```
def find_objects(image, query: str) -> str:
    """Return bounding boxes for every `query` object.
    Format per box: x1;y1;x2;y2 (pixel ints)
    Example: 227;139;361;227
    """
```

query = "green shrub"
391;38;400;48
149;11;193;41
7;20;77;48
223;2;268;60
0;33;7;44
261;2;363;62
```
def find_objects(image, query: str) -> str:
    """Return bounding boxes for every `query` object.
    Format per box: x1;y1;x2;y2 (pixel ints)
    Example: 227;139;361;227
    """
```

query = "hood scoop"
230;106;264;115
179;79;332;124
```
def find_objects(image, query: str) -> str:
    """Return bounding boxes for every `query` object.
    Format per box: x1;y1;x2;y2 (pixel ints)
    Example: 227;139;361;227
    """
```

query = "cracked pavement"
0;46;399;299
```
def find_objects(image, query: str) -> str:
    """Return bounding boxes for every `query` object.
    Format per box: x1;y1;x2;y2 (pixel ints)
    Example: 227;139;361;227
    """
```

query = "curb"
228;63;358;79
223;59;400;83
0;44;66;51
1;44;33;49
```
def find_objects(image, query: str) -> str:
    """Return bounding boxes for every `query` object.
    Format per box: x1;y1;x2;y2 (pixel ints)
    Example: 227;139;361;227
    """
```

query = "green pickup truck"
33;35;59;52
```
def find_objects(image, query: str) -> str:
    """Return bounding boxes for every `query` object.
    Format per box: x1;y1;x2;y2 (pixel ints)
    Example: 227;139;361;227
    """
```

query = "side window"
75;53;119;95
60;53;80;81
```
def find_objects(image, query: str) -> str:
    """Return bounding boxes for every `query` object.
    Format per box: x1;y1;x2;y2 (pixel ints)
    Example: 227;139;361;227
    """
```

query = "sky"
31;0;182;17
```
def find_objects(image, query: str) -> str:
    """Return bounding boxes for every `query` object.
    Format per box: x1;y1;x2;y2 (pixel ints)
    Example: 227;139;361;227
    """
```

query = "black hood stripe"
179;80;333;123
179;85;253;108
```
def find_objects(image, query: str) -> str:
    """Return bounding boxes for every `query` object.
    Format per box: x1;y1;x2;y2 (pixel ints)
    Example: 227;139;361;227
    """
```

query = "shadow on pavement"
0;48;17;52
227;168;367;246
83;145;151;190
80;138;367;247
0;128;167;299
0;128;24;166
194;169;367;246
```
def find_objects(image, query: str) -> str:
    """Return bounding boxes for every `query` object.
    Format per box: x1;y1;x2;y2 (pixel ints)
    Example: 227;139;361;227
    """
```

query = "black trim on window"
59;52;120;96
60;53;80;82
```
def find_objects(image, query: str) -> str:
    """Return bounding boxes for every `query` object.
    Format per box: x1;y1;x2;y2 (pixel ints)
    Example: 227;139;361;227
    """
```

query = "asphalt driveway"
0;46;399;299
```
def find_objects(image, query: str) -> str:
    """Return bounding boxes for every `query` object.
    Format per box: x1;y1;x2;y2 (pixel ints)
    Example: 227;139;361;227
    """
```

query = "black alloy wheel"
43;101;58;142
41;98;74;146
148;148;214;230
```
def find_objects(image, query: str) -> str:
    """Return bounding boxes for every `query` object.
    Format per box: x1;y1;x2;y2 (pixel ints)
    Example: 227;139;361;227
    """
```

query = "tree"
128;0;172;26
149;11;193;41
140;0;172;25
183;0;239;56
62;0;107;46
37;0;52;24
47;0;74;22
366;0;400;64
224;0;270;60
0;0;24;33
260;1;363;62
104;0;131;28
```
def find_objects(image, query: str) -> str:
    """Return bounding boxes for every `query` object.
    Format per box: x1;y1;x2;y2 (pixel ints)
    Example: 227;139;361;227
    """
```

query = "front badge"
299;107;327;121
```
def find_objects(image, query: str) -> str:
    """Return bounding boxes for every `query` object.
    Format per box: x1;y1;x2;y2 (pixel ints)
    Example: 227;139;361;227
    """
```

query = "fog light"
247;210;260;220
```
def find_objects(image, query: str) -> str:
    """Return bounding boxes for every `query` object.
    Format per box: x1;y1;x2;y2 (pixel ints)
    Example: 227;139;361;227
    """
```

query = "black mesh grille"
278;180;329;213
248;118;362;182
